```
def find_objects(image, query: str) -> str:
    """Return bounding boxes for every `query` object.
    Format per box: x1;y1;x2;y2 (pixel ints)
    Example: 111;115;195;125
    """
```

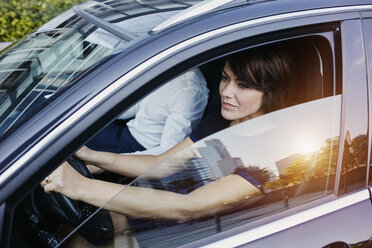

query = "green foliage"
0;0;85;42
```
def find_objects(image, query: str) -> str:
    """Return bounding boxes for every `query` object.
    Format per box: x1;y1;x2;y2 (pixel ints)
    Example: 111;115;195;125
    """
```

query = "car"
1;0;372;247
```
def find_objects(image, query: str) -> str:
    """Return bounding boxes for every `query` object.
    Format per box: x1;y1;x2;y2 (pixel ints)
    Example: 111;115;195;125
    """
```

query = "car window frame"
58;24;343;248
361;14;372;187
334;19;369;195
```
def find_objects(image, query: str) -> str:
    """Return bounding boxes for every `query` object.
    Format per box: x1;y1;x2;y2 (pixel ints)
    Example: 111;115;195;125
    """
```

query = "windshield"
0;0;200;136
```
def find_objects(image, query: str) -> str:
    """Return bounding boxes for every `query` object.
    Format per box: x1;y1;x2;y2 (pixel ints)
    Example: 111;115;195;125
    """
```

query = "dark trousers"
86;122;146;153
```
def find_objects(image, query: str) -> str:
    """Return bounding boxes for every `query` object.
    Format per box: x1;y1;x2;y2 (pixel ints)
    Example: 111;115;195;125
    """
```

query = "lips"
222;101;236;110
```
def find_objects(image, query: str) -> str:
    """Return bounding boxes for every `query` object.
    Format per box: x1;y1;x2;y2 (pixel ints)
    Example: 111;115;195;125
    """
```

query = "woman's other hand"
75;145;94;162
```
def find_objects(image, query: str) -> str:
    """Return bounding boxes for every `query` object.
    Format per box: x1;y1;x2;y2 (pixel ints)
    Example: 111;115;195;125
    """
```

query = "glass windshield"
0;0;200;136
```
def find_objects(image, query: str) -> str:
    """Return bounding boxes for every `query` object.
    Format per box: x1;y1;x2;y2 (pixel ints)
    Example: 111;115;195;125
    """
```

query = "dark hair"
227;44;293;113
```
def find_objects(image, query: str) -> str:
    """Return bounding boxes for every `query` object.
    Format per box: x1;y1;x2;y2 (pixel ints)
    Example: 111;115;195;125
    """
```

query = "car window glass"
8;32;339;247
82;35;338;247
47;35;337;247
100;95;342;247
0;0;201;137
20;96;340;248
8;97;342;248
0;13;120;136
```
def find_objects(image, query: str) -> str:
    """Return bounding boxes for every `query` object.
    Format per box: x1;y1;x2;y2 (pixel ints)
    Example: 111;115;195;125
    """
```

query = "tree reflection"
265;136;339;195
263;133;367;198
340;133;367;194
240;165;275;187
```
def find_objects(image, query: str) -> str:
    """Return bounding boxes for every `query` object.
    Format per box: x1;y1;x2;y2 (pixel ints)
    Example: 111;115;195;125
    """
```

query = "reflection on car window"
109;95;341;247
0;0;202;137
0;12;120;136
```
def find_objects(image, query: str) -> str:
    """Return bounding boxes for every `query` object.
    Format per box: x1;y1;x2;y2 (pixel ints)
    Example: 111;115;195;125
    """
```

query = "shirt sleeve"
132;85;208;155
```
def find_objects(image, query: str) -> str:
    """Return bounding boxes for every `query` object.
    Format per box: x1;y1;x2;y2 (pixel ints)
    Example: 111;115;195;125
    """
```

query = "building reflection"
137;132;368;212
136;139;245;193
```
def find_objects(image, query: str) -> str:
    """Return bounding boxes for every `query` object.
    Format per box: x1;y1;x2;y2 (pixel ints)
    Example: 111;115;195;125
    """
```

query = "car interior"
125;35;337;247
7;33;336;248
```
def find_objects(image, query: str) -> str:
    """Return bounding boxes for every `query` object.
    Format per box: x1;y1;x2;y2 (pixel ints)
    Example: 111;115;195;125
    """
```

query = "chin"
221;110;239;121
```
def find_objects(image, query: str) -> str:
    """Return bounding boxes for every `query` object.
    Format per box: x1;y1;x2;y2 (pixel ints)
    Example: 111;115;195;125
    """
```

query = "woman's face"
219;61;264;123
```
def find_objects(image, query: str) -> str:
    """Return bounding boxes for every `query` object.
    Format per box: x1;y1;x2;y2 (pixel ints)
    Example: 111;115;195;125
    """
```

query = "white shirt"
119;68;209;155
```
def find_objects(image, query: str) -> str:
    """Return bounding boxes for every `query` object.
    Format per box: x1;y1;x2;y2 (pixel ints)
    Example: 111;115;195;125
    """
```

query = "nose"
220;80;235;98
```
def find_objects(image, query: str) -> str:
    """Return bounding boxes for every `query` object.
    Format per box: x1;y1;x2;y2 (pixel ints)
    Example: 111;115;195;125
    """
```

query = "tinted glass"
111;95;341;247
8;28;339;248
47;35;337;247
30;97;339;248
91;35;337;246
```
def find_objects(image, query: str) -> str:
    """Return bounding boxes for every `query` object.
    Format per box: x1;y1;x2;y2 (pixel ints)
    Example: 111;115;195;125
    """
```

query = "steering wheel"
32;156;114;245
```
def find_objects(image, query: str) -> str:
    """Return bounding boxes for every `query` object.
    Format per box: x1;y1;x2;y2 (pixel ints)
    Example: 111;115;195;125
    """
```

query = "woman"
41;44;293;225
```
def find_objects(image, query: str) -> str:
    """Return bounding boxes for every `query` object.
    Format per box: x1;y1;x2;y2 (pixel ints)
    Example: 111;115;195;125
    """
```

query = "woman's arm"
105;173;264;222
42;162;264;222
75;137;194;178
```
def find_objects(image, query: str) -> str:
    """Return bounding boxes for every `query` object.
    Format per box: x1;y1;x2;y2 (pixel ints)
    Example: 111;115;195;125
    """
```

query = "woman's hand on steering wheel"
38;157;114;245
41;161;88;201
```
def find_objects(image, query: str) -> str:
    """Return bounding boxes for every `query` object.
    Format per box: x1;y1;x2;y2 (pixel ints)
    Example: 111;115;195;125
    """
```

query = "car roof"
75;0;372;43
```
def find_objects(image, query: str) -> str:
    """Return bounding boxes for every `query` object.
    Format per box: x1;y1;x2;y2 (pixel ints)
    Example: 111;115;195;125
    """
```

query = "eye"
238;82;249;89
221;75;229;83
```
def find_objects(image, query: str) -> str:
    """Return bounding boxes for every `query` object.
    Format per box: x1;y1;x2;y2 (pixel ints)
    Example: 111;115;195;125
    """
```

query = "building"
136;138;245;192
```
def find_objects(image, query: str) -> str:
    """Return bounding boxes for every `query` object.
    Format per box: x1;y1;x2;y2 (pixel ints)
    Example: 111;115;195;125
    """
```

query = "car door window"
80;94;338;248
8;32;340;248
54;36;339;247
32;95;340;248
